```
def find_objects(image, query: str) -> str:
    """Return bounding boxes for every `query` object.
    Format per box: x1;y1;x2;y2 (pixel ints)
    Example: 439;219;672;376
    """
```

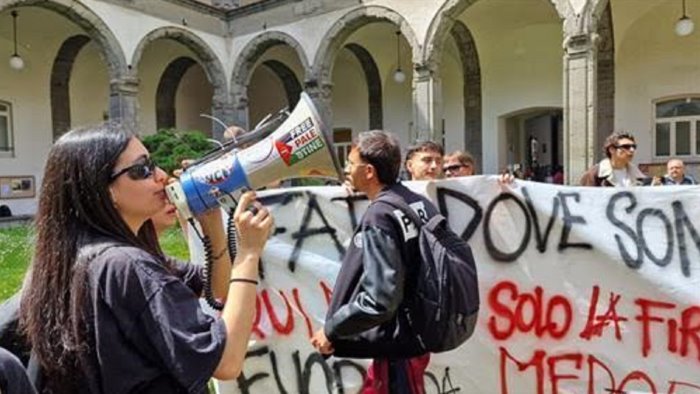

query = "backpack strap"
375;192;424;230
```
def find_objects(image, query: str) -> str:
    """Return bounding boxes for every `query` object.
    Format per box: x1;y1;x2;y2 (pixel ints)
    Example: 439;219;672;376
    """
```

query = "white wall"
460;0;563;173
337;24;412;146
70;42;110;128
248;66;288;127
613;0;700;165
0;7;87;215
176;65;214;135
331;48;369;136
247;44;305;127
84;0;231;80
441;35;466;153
136;40;202;134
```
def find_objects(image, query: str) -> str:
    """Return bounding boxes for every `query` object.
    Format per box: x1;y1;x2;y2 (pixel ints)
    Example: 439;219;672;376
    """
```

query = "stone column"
563;33;599;185
304;78;333;137
412;63;442;143
211;91;236;141
109;76;139;131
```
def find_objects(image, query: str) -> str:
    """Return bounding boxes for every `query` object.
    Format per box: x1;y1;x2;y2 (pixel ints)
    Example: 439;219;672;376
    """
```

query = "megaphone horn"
166;92;343;219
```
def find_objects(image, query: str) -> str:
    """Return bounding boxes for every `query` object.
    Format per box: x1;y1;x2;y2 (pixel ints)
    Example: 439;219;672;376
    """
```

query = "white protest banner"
193;176;700;394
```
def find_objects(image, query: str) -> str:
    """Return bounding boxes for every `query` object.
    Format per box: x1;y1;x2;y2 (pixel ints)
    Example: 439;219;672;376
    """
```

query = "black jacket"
324;183;438;359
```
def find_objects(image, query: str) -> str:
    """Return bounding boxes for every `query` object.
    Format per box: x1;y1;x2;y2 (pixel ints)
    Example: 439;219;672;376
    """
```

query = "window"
0;101;14;157
654;97;700;158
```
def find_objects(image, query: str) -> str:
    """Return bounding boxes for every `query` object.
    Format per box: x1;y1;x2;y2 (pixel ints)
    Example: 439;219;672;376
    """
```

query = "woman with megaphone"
20;122;273;393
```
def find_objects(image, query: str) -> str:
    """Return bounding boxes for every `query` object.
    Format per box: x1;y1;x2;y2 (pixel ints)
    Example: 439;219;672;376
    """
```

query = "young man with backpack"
311;130;479;393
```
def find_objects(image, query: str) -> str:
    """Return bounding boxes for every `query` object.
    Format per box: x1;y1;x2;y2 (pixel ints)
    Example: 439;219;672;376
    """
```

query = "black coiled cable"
197;205;239;311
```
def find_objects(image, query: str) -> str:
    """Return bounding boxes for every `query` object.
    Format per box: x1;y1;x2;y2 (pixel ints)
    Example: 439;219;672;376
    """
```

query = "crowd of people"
0;124;696;394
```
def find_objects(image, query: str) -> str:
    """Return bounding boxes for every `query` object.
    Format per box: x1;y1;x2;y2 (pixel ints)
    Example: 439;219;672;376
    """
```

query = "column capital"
110;76;139;96
304;79;333;98
413;62;439;81
563;33;599;56
303;79;333;131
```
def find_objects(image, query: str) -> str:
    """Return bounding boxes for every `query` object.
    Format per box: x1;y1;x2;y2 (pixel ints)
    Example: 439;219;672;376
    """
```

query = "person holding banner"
443;150;475;178
20;123;273;393
311;130;438;394
659;158;696;185
404;140;444;180
579;131;648;187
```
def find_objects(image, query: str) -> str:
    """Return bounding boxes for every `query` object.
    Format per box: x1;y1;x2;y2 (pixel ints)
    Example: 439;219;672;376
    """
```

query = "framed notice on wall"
0;176;35;199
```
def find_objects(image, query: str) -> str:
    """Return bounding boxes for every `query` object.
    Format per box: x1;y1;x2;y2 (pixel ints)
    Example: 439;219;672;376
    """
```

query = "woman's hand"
233;191;273;257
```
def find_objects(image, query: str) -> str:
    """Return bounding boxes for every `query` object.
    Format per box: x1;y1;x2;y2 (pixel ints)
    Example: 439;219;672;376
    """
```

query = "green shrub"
142;129;215;175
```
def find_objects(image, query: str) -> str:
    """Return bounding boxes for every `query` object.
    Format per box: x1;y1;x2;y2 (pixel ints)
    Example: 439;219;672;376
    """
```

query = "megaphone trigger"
246;204;259;216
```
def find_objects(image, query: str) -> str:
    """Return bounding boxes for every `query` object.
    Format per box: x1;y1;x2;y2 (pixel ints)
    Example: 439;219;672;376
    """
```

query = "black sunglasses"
615;143;637;150
110;157;156;181
443;164;466;172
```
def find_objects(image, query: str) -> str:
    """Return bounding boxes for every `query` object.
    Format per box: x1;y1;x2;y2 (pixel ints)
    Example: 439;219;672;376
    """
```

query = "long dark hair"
20;123;164;392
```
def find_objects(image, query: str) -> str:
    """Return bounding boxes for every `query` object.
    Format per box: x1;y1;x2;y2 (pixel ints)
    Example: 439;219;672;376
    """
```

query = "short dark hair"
445;150;474;167
603;131;636;158
405;140;444;164
354;130;402;185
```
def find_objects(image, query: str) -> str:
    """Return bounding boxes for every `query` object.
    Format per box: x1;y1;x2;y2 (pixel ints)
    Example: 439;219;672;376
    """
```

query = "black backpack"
379;194;480;353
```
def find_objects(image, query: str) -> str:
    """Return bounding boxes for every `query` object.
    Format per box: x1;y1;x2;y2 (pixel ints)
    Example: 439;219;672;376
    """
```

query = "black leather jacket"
324;183;437;359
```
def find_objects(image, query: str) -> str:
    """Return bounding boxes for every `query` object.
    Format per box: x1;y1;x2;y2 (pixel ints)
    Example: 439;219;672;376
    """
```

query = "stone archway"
344;43;383;130
261;60;302;109
50;34;91;139
156;56;197;130
230;31;311;129
1;0;126;79
449;21;482;172
1;0;129;124
311;6;419;133
423;0;480;68
312;6;420;84
424;0;570;67
131;26;228;137
596;2;615;160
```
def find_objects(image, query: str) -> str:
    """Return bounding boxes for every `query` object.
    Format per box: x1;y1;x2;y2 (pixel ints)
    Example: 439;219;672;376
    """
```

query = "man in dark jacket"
310;130;437;393
659;159;696;185
579;131;647;187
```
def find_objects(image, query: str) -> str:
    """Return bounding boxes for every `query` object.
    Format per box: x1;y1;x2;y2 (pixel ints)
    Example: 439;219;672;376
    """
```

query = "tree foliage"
141;129;214;175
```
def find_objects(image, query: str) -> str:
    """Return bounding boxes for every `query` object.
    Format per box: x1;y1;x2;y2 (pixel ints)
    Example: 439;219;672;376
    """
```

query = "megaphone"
166;92;343;219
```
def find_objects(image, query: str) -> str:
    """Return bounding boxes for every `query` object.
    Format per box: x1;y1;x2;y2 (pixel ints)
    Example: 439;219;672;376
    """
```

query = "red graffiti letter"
498;347;546;394
635;298;675;357
547;353;582;394
680;306;700;361
579;285;628;341
488;281;518;340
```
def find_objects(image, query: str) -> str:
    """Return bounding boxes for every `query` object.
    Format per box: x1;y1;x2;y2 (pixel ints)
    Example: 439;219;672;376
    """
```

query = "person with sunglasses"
443;150;475;178
20;123;273;393
579;131;648;187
